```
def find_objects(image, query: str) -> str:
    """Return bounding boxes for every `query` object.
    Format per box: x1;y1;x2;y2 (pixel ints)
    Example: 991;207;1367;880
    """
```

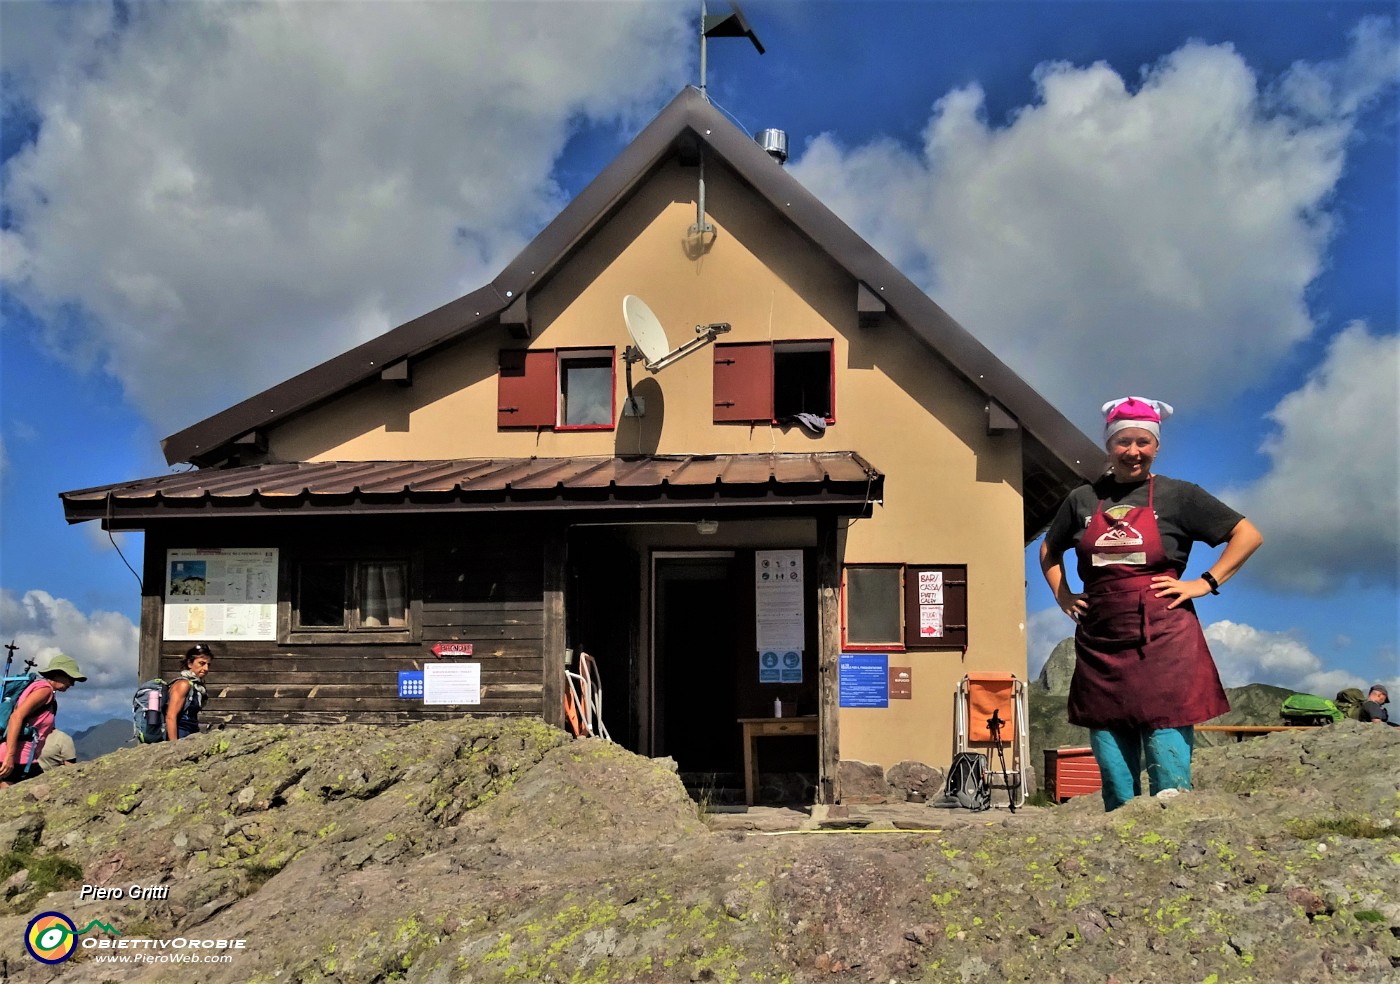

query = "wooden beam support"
380;360;411;385
857;282;886;328
501;293;531;340
986;399;1019;435
541;524;566;729
816;514;843;805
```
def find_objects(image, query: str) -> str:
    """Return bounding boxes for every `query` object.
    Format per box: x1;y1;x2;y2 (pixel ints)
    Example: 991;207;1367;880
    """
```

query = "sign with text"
423;663;481;705
755;550;804;651
431;642;474;657
164;548;278;641
838;653;889;708
890;666;912;699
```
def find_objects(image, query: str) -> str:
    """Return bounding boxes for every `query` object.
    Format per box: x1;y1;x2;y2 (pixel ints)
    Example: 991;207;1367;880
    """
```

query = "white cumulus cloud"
1224;323;1399;593
0;588;139;732
789;19;1399;433
1203;618;1379;694
0;1;691;436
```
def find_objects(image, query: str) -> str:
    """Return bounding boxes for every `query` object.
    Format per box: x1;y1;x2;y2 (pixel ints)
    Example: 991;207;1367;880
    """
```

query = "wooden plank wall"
146;517;547;728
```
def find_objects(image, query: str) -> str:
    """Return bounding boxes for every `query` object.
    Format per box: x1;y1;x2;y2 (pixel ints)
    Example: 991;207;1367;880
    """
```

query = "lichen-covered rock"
0;717;1395;982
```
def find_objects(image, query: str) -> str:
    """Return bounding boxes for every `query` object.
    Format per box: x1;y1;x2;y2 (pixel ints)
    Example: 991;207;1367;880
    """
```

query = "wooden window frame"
841;562;968;651
282;554;422;645
555;346;616;431
713;339;835;424
841;563;904;651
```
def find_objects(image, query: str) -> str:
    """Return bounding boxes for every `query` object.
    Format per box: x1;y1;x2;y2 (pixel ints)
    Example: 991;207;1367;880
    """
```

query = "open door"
652;553;743;775
567;533;640;749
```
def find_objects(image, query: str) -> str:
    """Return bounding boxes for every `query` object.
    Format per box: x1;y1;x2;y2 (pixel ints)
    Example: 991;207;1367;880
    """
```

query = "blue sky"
1;1;1396;733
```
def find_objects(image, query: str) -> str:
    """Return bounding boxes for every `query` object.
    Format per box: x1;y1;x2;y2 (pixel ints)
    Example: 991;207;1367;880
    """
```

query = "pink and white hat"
1102;397;1174;443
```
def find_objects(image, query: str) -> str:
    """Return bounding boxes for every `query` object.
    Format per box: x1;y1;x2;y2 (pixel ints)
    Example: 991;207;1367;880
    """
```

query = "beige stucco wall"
269;160;1029;770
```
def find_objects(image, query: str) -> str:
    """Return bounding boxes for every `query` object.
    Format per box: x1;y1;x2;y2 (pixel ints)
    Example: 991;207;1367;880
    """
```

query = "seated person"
1359;685;1396;726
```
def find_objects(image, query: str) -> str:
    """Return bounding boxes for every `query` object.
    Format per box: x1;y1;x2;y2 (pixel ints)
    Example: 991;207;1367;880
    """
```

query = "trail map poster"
164;548;278;641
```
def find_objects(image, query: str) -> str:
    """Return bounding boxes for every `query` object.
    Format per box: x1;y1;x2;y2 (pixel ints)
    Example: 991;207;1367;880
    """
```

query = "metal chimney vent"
755;128;788;165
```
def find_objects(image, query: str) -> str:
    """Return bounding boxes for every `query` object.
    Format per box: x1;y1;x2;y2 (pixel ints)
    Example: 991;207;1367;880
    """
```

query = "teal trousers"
1089;726;1194;811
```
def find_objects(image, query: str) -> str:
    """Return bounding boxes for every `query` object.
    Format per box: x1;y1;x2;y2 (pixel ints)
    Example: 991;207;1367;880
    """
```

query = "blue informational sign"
839;653;889;708
780;650;803;684
759;651;781;683
398;671;425;699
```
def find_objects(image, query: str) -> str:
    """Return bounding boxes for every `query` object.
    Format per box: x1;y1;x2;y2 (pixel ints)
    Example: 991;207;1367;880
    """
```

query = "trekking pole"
987;710;1016;813
3;640;16;676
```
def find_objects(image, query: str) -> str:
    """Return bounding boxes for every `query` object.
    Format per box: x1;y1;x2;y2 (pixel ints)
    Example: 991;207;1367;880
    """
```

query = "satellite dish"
619;294;732;417
623;295;671;366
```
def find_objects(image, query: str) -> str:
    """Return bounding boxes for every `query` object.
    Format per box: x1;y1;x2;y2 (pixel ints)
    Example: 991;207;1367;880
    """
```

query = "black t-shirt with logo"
1044;474;1245;581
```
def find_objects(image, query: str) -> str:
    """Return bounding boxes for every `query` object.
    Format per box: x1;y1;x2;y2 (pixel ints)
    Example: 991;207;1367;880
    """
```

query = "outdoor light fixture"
695;519;719;535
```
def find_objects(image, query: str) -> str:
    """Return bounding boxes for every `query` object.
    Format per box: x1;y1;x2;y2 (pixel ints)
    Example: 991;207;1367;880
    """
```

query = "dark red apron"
1067;477;1229;729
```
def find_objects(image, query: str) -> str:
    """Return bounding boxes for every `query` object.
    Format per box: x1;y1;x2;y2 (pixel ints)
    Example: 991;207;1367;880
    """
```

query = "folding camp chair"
953;672;1028;808
563;651;611;741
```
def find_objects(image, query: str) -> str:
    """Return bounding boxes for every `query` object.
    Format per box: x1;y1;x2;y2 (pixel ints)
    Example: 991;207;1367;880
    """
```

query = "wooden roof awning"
60;453;884;529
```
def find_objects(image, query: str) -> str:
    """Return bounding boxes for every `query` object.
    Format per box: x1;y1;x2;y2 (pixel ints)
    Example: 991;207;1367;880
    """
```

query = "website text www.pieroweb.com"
24;909;248;966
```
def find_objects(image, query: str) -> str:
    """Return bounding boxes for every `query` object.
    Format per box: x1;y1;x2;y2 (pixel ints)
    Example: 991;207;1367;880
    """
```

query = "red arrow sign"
431;643;473;657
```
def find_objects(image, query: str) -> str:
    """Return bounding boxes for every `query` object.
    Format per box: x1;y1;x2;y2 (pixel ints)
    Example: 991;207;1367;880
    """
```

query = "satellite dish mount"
621;294;730;416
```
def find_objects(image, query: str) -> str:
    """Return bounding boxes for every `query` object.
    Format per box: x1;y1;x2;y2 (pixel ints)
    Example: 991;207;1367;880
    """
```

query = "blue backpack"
133;678;170;743
1;673;52;774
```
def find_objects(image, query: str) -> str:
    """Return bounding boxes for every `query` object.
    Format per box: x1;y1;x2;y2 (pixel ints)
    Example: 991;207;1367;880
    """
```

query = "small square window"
558;349;614;429
844;565;903;646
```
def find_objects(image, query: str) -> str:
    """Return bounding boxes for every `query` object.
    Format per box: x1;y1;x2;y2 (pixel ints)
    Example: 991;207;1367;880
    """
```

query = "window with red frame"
713;340;833;423
842;563;968;650
497;347;615;430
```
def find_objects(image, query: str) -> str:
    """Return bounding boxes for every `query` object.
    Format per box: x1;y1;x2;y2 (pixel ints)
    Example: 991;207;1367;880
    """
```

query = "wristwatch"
1201;572;1220;595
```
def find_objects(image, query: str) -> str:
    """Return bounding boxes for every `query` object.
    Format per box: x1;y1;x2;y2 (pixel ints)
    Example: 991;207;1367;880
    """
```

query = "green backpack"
1280;693;1344;726
1333;688;1367;721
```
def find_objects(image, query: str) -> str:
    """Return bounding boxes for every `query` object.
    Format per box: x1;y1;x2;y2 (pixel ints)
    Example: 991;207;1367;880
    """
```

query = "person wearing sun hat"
1;652;87;787
1039;397;1264;810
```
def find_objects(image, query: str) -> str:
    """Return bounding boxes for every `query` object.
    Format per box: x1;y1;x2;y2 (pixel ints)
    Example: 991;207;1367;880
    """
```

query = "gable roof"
159;86;1101;535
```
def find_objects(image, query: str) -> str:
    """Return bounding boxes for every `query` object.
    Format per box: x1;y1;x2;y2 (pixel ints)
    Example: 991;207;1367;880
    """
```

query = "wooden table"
1194;724;1320;742
739;716;818;806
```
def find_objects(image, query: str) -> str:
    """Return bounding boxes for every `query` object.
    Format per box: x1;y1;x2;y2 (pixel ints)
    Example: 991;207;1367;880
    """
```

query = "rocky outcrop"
1;717;1396;982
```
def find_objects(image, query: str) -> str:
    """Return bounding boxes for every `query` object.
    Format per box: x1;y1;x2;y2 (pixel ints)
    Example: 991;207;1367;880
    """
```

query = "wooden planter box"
1044;747;1102;803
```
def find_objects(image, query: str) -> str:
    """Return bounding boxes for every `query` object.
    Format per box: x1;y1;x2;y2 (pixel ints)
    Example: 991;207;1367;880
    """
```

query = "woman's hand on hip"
1060;592;1088;622
1151;575;1211;609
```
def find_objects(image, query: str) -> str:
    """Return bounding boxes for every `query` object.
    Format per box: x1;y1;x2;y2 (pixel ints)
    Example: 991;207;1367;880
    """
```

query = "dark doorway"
653;554;742;774
567;532;640;749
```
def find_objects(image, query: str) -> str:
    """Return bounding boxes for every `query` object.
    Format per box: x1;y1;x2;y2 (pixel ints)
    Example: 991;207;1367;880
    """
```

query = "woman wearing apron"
1039;398;1263;810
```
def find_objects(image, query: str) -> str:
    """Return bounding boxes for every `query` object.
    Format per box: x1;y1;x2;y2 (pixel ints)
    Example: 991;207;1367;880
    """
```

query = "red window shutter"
713;342;773;422
498;349;557;428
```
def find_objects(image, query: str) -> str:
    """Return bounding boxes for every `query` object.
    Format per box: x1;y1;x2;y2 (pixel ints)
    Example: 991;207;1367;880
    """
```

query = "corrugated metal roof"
61;453;883;525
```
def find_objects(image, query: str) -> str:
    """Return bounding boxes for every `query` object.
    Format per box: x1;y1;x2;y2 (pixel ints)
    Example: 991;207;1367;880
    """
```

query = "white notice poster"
918;570;944;605
755;549;804;651
424;663;482;705
164;548;278;641
919;604;945;638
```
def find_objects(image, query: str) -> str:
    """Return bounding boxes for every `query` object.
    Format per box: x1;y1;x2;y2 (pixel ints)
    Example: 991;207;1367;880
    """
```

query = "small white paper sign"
918;570;944;606
919;605;945;638
423;663;481;705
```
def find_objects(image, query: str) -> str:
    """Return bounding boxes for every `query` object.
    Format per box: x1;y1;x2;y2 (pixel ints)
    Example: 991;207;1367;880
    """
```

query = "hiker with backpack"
165;644;212;740
1360;685;1395;726
1;653;86;787
1039;397;1263;811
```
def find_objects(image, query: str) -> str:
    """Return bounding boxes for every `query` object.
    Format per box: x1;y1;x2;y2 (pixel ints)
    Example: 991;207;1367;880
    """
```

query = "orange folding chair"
954;672;1028;808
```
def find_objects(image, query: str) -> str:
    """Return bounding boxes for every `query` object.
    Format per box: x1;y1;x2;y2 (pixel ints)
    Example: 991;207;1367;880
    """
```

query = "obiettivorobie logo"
23;910;249;965
24;911;120;963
